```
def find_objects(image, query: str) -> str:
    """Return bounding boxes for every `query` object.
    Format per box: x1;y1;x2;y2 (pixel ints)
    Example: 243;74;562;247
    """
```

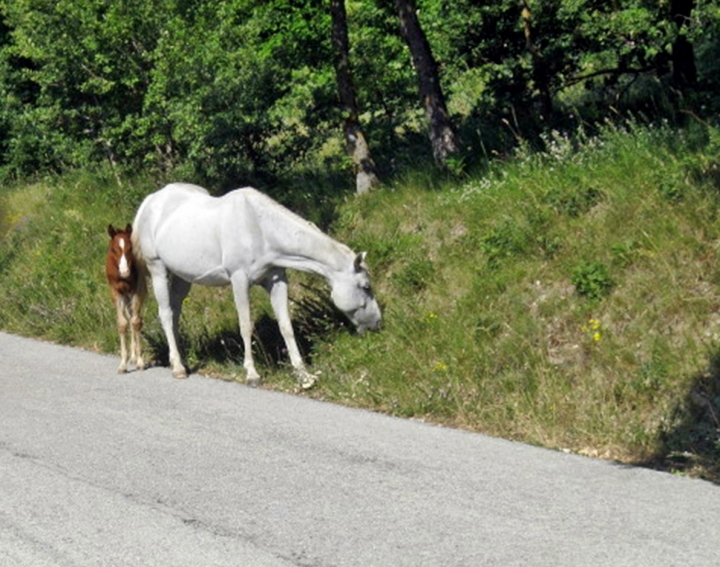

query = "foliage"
571;261;614;301
1;1;720;183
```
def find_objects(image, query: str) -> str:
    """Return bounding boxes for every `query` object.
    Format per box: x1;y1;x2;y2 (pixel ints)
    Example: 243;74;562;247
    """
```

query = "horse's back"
133;184;255;284
139;183;209;215
162;182;210;196
134;183;210;236
133;184;309;281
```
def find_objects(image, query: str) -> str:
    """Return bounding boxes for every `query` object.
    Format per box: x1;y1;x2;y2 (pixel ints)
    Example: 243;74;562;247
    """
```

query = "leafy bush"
571;261;614;301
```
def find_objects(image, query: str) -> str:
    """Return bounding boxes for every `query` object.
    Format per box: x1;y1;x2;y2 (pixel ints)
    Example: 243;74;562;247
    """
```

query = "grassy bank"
2;121;720;481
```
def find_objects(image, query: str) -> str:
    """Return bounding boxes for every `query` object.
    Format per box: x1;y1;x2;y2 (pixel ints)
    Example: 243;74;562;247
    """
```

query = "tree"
670;0;697;88
520;1;553;121
2;0;720;184
330;0;380;194
393;0;458;166
0;0;172;176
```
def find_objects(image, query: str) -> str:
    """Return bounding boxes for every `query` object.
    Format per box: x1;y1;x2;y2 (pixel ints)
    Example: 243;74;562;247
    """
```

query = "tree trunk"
670;0;697;88
394;0;458;166
330;0;380;195
521;2;553;120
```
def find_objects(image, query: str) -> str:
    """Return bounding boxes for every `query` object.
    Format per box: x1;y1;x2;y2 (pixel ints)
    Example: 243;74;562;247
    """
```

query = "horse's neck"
273;224;350;279
262;206;350;279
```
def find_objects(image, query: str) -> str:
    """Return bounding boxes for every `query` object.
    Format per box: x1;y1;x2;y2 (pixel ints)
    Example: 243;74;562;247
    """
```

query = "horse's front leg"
231;273;261;387
263;270;316;389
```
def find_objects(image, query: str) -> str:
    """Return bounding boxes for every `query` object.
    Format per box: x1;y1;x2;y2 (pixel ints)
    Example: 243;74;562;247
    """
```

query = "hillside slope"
1;122;719;481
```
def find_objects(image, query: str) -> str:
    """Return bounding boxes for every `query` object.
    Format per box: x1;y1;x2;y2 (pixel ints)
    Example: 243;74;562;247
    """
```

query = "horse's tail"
131;204;149;304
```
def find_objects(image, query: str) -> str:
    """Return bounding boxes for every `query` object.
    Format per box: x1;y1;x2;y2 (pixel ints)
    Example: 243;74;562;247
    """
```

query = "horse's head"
107;223;134;280
331;252;382;333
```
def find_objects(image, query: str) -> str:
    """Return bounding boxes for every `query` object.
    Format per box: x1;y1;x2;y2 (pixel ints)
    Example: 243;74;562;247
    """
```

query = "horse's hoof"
299;377;316;390
294;367;318;390
246;377;261;388
117;366;128;374
172;369;188;379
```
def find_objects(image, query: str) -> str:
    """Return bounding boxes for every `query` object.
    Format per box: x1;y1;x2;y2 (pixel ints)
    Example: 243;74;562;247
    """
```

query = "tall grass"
0;172;153;349
1;120;719;481
298;120;720;479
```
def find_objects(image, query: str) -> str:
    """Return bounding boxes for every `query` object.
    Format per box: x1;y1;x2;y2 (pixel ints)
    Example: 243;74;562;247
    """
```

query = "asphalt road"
1;331;718;567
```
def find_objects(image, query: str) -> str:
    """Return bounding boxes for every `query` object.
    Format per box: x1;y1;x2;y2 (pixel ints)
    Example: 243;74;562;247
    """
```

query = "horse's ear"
354;252;367;272
108;224;116;237
125;223;132;234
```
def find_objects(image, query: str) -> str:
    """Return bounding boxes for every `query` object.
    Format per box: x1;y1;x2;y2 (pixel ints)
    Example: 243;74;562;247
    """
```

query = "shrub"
571;261;614;301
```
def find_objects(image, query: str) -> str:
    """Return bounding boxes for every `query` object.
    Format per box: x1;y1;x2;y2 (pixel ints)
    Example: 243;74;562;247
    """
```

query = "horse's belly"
177;265;230;286
163;255;231;286
155;238;231;286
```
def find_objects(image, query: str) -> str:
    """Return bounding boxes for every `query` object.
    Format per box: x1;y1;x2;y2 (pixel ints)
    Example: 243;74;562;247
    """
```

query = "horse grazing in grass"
132;183;382;388
106;223;146;373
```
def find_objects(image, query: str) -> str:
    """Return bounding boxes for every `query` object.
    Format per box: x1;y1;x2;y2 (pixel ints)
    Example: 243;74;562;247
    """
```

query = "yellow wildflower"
582;318;603;342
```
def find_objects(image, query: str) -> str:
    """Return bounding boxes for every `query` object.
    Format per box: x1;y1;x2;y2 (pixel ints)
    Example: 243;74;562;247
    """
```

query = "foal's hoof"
246;377;261;388
172;369;188;379
117;365;128;374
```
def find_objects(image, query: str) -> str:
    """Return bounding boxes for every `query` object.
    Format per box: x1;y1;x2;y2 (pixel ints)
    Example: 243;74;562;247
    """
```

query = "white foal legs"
115;294;145;373
115;298;129;373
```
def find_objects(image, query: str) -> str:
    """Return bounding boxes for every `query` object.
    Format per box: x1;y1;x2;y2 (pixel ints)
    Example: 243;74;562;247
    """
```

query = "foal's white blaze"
118;238;131;278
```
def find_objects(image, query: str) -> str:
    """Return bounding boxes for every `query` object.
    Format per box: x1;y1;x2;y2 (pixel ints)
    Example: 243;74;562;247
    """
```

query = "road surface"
0;332;718;566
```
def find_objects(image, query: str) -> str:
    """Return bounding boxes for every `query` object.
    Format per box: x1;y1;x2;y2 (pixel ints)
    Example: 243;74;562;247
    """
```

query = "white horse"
132;183;382;388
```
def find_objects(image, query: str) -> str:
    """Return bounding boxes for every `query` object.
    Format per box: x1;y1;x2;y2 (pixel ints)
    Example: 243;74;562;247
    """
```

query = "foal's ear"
124;223;132;234
107;224;116;237
354;252;368;272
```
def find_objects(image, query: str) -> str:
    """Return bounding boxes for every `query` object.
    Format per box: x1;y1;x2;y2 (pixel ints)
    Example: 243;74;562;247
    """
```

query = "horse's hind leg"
150;264;187;378
169;275;191;337
231;273;261;387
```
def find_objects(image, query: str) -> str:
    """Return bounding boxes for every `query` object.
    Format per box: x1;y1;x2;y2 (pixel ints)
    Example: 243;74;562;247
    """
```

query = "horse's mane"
240;187;354;257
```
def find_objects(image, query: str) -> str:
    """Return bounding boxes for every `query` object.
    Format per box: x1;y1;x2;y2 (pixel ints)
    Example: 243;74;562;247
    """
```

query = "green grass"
2;120;720;482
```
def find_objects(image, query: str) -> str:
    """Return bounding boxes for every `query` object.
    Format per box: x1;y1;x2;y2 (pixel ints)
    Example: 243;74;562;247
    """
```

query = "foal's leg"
263;270;316;389
230;273;260;387
115;295;129;373
129;291;145;370
149;263;187;378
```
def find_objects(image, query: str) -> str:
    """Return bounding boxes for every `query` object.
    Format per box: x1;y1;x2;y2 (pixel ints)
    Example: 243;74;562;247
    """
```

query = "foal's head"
107;223;135;280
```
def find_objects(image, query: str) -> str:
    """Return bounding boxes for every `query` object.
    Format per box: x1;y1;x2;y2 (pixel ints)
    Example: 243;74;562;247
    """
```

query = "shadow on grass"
644;351;720;484
144;284;350;378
